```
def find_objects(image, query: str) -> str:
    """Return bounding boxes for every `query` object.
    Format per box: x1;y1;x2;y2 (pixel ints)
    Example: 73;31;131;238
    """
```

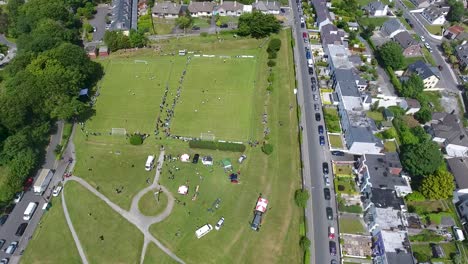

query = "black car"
192;154;200;164
329;241;337;256
322;162;329;174
192;26;200;30
311;77;316;83
300;22;305;28
311;84;316;91
314;104;319;111
220;23;228;28
0;239;5;250
0;215;8;226
331;150;345;156
308;67;313;74
305;47;309;52
315;113;321;121
326;207;333;220
319;136;325;146
324;188;331;200
318;125;324;134
15;223;28;236
251;211;262;231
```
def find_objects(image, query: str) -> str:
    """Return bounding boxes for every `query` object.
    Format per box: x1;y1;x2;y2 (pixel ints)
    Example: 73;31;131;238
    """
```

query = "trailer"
33;169;53;195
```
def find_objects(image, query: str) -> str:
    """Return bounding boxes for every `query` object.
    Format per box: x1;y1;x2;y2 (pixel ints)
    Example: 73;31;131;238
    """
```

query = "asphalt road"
397;1;459;91
289;1;340;263
0;122;66;264
88;4;110;42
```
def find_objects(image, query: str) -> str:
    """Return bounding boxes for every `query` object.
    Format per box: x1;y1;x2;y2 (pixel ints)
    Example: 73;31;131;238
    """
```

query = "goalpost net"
111;128;127;136
200;133;215;141
134;60;148;65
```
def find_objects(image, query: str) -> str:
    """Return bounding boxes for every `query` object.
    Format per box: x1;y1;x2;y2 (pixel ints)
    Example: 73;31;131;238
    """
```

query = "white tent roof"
178;185;188;194
255;197;268;213
180;154;190;162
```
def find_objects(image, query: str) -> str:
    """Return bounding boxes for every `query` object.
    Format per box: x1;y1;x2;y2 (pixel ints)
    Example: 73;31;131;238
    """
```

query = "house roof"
110;0;134;31
349;126;383;145
381;18;405;36
188;1;216;13
321;24;343;46
312;0;330;24
366;1;386;14
446;25;464;36
430;112;468;147
370;188;404;209
456;43;468;66
99;46;109;52
152;1;181;14
383;108;394;118
411;0;429;5
334;69;360;97
364;153;407;191
447;157;468;189
423;5;446;20
393;31;417;49
405;98;421;109
217;1;243;11
253;0;280;12
328;44;352;69
406;60;438;80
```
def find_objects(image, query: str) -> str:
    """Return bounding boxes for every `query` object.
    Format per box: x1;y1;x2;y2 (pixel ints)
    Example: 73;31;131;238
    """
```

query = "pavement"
290;0;340;263
0;121;65;264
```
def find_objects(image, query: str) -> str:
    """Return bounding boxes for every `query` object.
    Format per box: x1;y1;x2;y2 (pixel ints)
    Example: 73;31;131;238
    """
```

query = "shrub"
294;189;310;207
267;73;274;83
266;84;273;92
267;60;276;67
200;32;208;37
267;38;282;53
268;51;277;59
414;252;431;262
129;134;143;145
261;143;274;155
54;144;62;154
299;236;311;250
405;191;425;202
189;140;246;152
338;185;345;191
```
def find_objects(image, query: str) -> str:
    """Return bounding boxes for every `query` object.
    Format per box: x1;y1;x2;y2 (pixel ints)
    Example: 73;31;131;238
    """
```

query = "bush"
414;252;431;262
338;185;345;191
267;60;276;67
129;134;143;145
261;143;274;155
54;144;62;154
267;73;274;83
189;140;246;152
266;84;273;92
294;189;310;208
385;66;402;92
200;32;208;37
268;51;277;59
405;191;425;202
299;236;311;250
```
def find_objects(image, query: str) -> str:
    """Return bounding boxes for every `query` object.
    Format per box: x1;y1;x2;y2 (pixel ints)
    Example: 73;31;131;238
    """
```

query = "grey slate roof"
334;69;360;97
406;60;438;80
456;43;468;66
188;1;216;13
423;5;446;21
312;0;330;24
381;18;405;36
364;153;406;191
152;1;181;15
447;157;468;189
110;0;135;31
321;24;342;45
405;98;421;109
253;1;280;12
386;252;415;264
217;1;243;11
430;112;468;147
393;31;417;49
370;188;404;209
365;1;386;14
349;126;383;145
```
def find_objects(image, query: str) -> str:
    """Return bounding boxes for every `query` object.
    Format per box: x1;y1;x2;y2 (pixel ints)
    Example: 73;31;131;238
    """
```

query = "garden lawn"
192;17;211;29
323;108;341;133
335;177;358;195
144;242;178;264
339;217;366;234
149;30;302;264
404;56;425;69
21;196;81;264
138;189;169;216
153;18;176;35
424;91;444;112
333;164;353;177
366;111;383;122
65;181;144;263
425;25;443;35
383;141;397;152
358;17;389;27
329;134;343;149
402;0;416;8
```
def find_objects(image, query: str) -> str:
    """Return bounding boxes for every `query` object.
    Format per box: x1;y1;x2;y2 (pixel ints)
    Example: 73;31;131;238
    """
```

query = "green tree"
446;1;464;22
129;29;148;48
294;189;310;208
401;140;443;177
360;23;375;39
267;38;282;54
175;15;193;31
299;236;311;250
442;41;453;56
261;143;274;154
104;30;131;52
401;74;425;98
377;41;404;70
77;1;96;19
414;252;431;262
237;11;280;38
414;107;432;124
405;191;425;202
410;126;430;143
420;169;455;199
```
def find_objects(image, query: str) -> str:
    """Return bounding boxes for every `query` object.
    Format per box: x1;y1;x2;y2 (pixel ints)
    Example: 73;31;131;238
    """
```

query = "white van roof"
146;155;155;165
195;224;212;238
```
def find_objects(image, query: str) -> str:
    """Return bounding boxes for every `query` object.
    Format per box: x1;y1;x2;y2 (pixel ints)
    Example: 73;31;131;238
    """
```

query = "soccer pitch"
170;56;257;141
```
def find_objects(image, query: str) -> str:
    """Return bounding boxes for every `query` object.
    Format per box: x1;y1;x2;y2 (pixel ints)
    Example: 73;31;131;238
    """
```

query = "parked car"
0;239;5;250
331;260;338;264
5;241;17;255
311;84;316;91
192;25;200;30
328;226;335;239
13;191;24;204
302;32;308;39
311;77;316;84
0;258;9;264
313;94;318;101
324;188;331;200
331;150;344;156
23;177;34;191
192;154;200;164
420;36;425;42
238;154;247;163
215;217;225;230
52;186;63;197
3;204;15;214
324;175;330;186
318;125;324;134
319;136;325;146
322;162;329;174
15;223;28;236
329;241;337;255
314;104;320;111
326;207;333;220
0;215;8;226
315;113;321;121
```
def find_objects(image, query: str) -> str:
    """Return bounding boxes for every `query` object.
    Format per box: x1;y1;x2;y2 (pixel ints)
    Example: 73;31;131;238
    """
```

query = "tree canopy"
401;74;425;98
420;169;455;199
400;140;443;177
446;0;465;22
377;41;404;70
237;11;281;38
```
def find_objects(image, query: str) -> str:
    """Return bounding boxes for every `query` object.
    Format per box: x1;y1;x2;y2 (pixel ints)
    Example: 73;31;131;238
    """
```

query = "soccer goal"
134;60;148;65
112;128;127;135
200;133;215;141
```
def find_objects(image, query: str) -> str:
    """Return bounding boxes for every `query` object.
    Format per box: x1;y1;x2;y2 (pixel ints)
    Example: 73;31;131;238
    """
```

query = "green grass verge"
329;134;343;149
143;242;178;264
366;111;384;122
422;47;437;67
339;217;366;234
218;16;239;24
425;24;443;35
192;17;211;29
398;17;412;30
424;91;444;112
402;0;416;9
323;108;341;133
21;196;82;264
153;18;176;35
65;181;144;263
383;141;397;152
138;189;169;216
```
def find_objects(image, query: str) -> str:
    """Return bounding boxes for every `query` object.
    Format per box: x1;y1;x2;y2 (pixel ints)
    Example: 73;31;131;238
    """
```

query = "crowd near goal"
200;133;215;141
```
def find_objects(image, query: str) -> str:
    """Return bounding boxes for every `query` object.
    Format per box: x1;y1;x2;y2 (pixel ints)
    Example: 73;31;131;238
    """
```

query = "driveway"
88;4;110;42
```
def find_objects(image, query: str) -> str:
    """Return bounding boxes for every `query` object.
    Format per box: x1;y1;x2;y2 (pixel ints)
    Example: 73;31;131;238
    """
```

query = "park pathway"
62;149;184;264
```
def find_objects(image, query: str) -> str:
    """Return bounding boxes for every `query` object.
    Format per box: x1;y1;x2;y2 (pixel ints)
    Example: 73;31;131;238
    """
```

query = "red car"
23;177;34;191
328;226;335;239
302;32;308;39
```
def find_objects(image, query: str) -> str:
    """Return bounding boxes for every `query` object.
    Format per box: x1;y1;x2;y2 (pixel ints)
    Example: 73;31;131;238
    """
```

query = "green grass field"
339;217;366;234
329;134;344;149
143;242;178;264
139;189;169;216
358;17;389;27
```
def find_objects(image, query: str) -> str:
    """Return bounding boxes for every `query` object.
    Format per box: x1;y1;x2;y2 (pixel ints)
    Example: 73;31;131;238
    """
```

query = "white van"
454;226;465;241
23;202;38;221
145;155;155;171
195;224;213;239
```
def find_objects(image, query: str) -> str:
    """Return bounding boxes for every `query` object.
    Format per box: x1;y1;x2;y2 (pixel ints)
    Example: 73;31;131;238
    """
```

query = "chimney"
221;0;223;4
256;0;258;3
234;1;237;6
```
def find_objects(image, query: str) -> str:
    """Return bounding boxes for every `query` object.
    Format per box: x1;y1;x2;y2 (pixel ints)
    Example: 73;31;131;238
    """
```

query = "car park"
13;191;24;204
215;217;225;230
52;186;63;197
314;104;319;111
0;215;8;226
0;239;5;250
326;207;333;220
15;223;28;236
329;241;336;256
318;125;324;134
331;150;344;156
328;226;335;239
324;188;331;200
315;113;321;121
319;136;325;146
322;162;329;174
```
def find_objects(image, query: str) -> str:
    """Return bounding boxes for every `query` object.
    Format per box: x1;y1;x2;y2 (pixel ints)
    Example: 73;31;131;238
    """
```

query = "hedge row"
189;140;246;152
385;66;402;92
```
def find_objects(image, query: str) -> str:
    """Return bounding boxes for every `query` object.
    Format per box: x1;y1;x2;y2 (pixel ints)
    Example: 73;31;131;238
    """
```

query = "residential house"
392;31;422;57
312;0;332;30
321;24;344;47
404;60;440;90
85;45;97;59
99;46;109;57
110;0;138;34
404;98;421;115
409;0;431;8
215;1;245;16
448;157;468;226
381;18;406;38
371;230;414;264
427;112;468;157
455;43;468;72
326;44;352;72
444;25;465;40
421;4;449;25
152;1;181;18
364;1;388;17
456;32;468;41
188;1;216;17
252;0;280;15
